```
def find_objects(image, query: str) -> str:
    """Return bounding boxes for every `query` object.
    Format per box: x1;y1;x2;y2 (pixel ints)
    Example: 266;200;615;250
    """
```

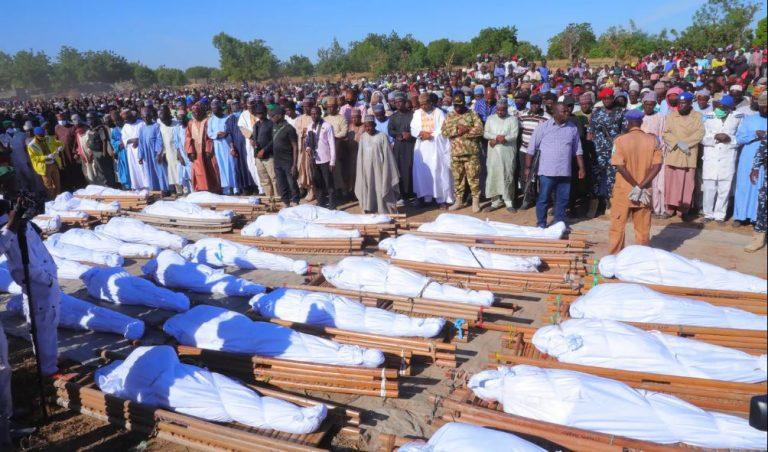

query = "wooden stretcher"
224;232;366;255
377;432;425;451
192;201;268;219
386;258;583;296
169;345;400;398
52;362;361;451
247;309;457;369
543;295;768;354
125;211;234;233
434;388;693;451
300;276;521;340
488;327;764;415
75;193;153;211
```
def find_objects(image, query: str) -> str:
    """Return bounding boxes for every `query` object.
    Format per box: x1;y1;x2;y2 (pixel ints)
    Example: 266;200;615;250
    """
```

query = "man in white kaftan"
483;102;519;210
120;110;148;190
237;99;263;193
410;93;453;205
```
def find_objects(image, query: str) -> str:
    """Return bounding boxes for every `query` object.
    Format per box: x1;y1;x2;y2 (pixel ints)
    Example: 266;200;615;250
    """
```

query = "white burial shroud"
31;215;61;234
57;228;160;258
52;256;92;280
45;233;124;267
278;204;391;224
250;288;445;338
469;365;767;449
398;422;545;452
81;267;190;313
96;346;326;434
179;191;259;205
96;217;188;251
322;257;494;307
163;305;385;368
142;250;265;297
571;282;767;330
241;215;360;238
8;293;145;340
0;258;21;294
417;213;566;239
180;237;307;275
46;192;119;214
599;245;767;294
379;234;542;272
74;184;149;198
142;200;234;220
533;319;767;383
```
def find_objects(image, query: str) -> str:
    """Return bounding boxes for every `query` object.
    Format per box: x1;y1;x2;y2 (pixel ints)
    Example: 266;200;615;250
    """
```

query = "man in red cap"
586;87;627;217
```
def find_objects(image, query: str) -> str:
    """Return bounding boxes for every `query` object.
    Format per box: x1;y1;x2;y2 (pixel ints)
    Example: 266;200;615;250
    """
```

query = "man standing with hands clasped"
608;109;662;254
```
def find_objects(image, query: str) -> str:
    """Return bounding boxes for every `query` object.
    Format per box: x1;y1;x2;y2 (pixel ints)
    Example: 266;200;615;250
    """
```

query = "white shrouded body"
180;237;307;275
398;422;545;452
250;288;445;338
417;213;566;239
278;204;391;224
241;214;360;238
598;245;767;294
164;305;385;368
96;217;187;251
532;319;767;383
32;215;61;233
45;233;124;267
180;191;259;205
46;192;119;213
81;267;189;312
469;365;767;449
58;228;160;258
142;200;234;219
74;185;149;198
379;234;541;272
571;282;766;330
322;256;494;307
96;346;326;434
52;256;92;280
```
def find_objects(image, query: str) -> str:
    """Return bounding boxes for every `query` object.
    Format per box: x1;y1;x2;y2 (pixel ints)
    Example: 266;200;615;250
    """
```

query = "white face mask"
6;128;15;133
58;120;67;126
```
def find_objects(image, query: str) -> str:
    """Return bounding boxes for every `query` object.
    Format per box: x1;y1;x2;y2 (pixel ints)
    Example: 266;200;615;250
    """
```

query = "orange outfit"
608;128;663;254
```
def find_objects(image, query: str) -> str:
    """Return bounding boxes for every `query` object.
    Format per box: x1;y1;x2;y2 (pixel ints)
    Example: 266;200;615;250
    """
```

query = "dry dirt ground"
1;202;765;451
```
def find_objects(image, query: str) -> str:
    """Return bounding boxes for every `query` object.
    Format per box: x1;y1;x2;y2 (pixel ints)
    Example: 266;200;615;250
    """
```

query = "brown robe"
185;118;221;193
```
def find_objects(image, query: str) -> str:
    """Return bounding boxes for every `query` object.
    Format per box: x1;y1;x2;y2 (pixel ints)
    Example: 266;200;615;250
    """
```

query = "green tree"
155;66;188;86
131;63;157;88
212;32;279;81
469;26;518;55
677;0;761;49
81;50;132;84
753;16;767;46
52;46;84;89
547;23;597;60
0;52;14;90
281;55;315;77
514;41;544;61
185;66;217;80
316;38;348;75
12;50;51;89
426;39;454;67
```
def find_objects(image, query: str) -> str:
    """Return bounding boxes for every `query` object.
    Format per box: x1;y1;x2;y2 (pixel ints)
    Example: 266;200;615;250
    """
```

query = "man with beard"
158;106;183;194
252;104;277;197
443;93;484;213
54;111;86;191
305;105;337;209
237;97;262;194
207;100;238;194
387;92;415;206
121;109;148;190
172;105;192;193
186;103;220;193
269;107;300;207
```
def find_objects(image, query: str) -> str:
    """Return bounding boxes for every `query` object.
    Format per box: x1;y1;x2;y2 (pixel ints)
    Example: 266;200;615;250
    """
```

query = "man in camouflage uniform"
442;93;484;212
745;139;767;252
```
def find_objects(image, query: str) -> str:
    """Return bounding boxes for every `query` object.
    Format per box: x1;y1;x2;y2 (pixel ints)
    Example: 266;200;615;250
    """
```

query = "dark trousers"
312;162;336;208
274;162;299;205
536;175;571;228
393;142;414;199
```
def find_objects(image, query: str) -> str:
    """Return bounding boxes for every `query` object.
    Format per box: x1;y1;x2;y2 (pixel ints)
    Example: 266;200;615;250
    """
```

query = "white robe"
379;234;541;272
121;120;148;190
483;114;519;202
250;288;445;338
410;108;454;204
322;256;494;306
599;245;767;294
163;305;385;367
469;365;766;449
399;422;544;452
236;110;262;191
180;237;307;274
571;283;766;330
533;319;767;383
159;121;181;186
96;346;326;434
141;250;266;297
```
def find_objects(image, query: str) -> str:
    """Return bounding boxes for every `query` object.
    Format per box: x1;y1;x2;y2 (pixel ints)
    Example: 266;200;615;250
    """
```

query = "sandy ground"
1;202;765;451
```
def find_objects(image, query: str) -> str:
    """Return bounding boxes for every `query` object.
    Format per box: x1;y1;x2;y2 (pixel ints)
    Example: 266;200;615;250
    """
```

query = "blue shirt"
527;119;583;177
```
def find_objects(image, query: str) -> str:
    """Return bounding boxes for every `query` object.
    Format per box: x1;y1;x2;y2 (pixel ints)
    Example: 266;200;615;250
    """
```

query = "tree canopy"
212;32;280;81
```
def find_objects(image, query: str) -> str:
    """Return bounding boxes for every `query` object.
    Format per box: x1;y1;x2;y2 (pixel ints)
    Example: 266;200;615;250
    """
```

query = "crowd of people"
1;45;766;252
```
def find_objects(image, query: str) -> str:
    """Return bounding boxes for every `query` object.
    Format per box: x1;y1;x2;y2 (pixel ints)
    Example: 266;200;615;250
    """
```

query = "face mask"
714;108;727;119
465;96;471;105
58;120;67;126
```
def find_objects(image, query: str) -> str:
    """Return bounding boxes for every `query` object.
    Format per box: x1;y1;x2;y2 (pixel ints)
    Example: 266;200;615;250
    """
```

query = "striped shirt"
519;113;548;150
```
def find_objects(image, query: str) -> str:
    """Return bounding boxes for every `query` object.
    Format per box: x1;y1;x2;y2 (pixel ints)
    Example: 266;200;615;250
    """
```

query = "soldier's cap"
452;93;465;106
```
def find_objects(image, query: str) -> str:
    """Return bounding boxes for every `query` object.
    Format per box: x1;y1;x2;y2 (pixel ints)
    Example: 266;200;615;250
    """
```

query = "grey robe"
355;131;399;214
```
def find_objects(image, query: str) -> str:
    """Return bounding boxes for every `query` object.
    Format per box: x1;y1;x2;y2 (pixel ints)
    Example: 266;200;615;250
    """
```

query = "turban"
598;87;614;99
666;87;683;97
729;84;743;92
624;109;644;121
695;89;711;98
679;92;694;102
642;92;657;103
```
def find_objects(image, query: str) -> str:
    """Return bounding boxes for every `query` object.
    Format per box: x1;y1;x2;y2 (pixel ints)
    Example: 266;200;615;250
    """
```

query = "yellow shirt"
27;136;62;176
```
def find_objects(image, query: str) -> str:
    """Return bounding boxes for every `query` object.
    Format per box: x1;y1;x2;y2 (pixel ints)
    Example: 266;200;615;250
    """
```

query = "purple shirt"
306;120;336;165
527;118;583;177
